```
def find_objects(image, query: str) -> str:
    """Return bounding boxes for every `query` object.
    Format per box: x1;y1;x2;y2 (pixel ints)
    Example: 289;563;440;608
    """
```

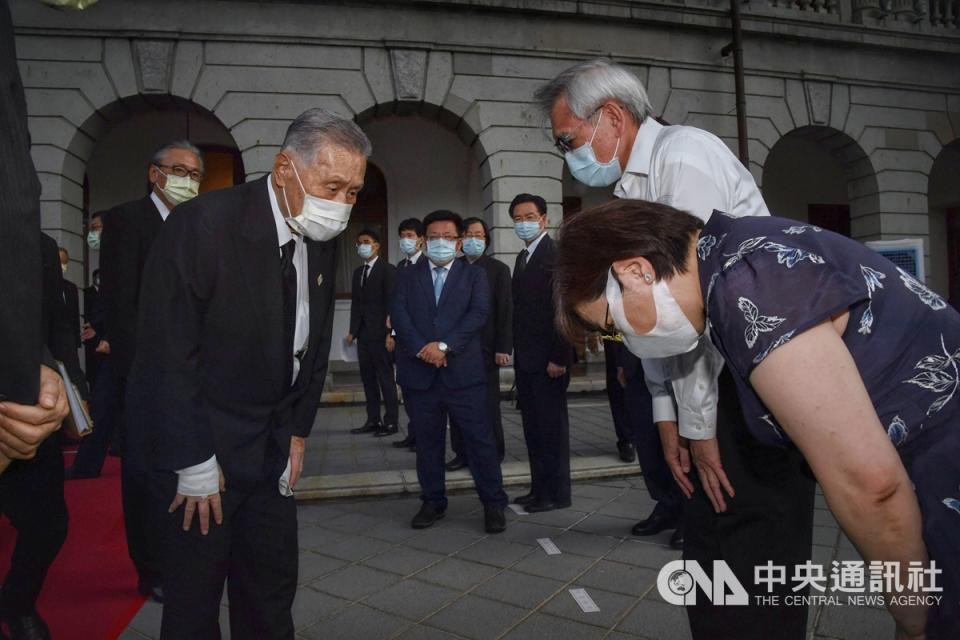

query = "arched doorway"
561;165;613;219
761;126;870;237
928;140;960;304
336;162;388;300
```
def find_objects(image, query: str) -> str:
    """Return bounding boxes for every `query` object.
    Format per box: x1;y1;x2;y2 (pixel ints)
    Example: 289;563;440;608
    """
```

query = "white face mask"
281;159;352;242
606;268;701;359
157;170;200;206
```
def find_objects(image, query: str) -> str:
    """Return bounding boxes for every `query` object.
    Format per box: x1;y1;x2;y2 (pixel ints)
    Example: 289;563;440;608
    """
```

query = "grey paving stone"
570;513;637;537
127;600;163;638
298;551;348;584
542;585;639;629
415;557;500;591
553;530;622;557
472;570;565;608
578;560;659;598
816;598;896;639
396;625;464;640
363;517;424;542
453;537;535;568
598;496;655;520
604;539;681;570
316;534;396;562
498;521;567;546
364;578;462;621
324;511;389;534
297;503;351;525
616;597;692;640
364;546;446;576
425;594;527;640
813;508;838;528
301;603;411;640
405;527;486;554
292;587;351;630
117;630;149;640
298;524;348;552
310;564;401;600
501;612;607;640
512;551;597;582
813;524;840;547
517;505;591;529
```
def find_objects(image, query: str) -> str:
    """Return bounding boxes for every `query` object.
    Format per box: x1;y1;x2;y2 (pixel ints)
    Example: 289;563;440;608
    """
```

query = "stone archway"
927;140;960;302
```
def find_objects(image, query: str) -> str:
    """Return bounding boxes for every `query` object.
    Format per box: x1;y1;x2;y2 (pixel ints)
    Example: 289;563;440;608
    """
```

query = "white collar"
525;230;548;257
267;178;295;247
621;118;664;178
150;191;172;222
406;250;423;264
428;259;454;272
364;255;379;269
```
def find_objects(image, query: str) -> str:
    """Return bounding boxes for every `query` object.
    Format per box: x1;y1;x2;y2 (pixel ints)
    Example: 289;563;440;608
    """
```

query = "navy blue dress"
698;212;960;637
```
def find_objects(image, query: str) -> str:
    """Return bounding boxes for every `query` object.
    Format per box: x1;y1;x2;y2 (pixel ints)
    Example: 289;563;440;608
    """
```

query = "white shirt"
362;254;379;273
614;119;769;440
404;250;423;265
150;191;171;221
429;258;453;283
523;230;548;258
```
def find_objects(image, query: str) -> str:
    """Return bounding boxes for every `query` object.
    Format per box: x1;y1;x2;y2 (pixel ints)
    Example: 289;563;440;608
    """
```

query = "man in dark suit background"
510;193;575;513
81;210;107;387
446;216;512;471
57;247;81;358
99;139;204;602
603;339;636;463
126;108;368;638
347;228;399;438
392;210;508;534
391;218;425;451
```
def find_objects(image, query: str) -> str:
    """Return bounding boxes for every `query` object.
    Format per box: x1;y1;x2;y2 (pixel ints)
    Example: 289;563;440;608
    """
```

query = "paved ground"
301;396;625;477
122;477;894;640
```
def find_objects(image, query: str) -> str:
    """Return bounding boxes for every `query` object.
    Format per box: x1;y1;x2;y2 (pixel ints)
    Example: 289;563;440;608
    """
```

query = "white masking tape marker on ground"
569;588;600;613
537;538;561;555
508;504;528;516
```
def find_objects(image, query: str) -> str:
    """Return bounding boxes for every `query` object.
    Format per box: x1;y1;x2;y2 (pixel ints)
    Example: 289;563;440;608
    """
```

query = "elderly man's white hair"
534;58;653;125
281;107;373;164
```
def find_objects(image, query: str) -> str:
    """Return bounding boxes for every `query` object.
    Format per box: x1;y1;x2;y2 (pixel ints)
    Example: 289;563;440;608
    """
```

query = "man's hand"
690;437;735;513
345;334;355;347
658;421;694;498
289;436;305;489
418;342;446;367
385;335;395;353
81;322;96;342
168;468;226;536
546;362;567;378
495;353;511;366
616;366;627;388
95;339;111;354
0;365;69;460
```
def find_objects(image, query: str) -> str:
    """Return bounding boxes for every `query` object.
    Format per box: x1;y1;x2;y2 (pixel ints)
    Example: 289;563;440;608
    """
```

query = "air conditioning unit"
865;238;925;282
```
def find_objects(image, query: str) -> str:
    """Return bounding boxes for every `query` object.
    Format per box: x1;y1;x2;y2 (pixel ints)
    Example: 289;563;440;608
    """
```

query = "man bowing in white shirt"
535;58;815;640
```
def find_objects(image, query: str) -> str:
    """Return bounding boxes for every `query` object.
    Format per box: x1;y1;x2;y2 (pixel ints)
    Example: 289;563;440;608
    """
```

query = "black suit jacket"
511;234;574;373
100;195;164;377
125;176;338;490
62;279;81;350
0;0;43;404
459;254;512;367
40;234;87;399
349;257;395;342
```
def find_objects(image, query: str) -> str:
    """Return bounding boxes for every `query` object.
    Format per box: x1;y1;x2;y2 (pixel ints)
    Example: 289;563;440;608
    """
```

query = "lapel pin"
316;274;323;286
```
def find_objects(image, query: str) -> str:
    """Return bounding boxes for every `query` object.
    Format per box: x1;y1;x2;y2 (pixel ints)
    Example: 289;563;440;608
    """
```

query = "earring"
643;273;653;283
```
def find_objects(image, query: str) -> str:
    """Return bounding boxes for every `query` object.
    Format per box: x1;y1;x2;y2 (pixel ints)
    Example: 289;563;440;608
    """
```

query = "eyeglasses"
598;301;623;342
156;164;204;182
426;234;459;242
553;108;601;155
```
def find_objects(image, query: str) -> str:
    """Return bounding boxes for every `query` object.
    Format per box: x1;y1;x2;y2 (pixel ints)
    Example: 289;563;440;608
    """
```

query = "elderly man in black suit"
510;193;575;513
126;108;368;639
347;228;399;437
99;139;204;602
446;217;512;471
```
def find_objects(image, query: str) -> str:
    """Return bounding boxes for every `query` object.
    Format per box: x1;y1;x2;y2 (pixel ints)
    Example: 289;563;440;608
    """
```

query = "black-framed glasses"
598;301;622;341
553;134;574;154
156;164;204;182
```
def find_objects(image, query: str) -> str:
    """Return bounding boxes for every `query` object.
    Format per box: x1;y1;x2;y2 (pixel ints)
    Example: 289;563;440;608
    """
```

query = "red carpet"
0;453;146;640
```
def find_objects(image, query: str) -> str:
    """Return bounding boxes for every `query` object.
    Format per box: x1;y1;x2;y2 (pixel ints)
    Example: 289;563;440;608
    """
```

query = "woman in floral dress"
553;199;959;639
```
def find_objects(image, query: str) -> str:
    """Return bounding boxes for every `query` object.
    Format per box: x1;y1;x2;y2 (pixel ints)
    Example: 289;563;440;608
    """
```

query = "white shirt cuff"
678;406;717;440
175;455;219;496
651;394;678;424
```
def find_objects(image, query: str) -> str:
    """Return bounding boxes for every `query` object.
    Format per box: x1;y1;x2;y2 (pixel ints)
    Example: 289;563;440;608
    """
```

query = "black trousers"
515;369;571;506
357;333;399;426
0;437;68;615
684;369;815;640
603;341;631;446
158;473;298;640
450;366;505;461
72;359;120;475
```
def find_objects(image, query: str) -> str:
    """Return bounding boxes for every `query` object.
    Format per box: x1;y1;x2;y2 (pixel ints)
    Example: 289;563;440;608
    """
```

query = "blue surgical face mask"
565;110;622;187
399;237;418;256
462;237;485;257
357;243;374;260
514;220;542;241
426;239;457;265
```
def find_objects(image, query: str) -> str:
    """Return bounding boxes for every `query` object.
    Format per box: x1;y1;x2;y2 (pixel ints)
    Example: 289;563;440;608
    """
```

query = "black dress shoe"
350;422;380;434
393;434;415;448
445;455;467;471
64;466;100;480
484;505;506;534
411;502;446;529
669;526;684;550
374;424;399;437
523;501;557;513
617;442;636;463
631;508;679;537
3;610;52;640
512;492;537;506
137;577;164;603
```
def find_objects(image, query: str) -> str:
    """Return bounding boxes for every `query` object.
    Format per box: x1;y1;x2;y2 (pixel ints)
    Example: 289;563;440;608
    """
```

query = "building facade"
11;0;960;361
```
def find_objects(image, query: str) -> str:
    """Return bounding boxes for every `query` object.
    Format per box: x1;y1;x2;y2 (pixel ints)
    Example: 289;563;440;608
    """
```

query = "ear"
611;256;655;289
272;152;290;187
148;164;161;185
602;100;627;136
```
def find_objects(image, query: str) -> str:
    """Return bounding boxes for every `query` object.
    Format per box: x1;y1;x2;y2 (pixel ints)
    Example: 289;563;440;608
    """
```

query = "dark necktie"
514;249;528;281
280;239;297;387
361;263;370;288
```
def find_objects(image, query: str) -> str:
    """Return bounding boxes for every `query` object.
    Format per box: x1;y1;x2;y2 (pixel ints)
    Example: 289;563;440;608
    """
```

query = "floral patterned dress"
698;212;960;637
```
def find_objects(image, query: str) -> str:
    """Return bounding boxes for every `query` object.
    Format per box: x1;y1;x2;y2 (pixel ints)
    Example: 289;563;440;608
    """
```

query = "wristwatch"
438;342;450;354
